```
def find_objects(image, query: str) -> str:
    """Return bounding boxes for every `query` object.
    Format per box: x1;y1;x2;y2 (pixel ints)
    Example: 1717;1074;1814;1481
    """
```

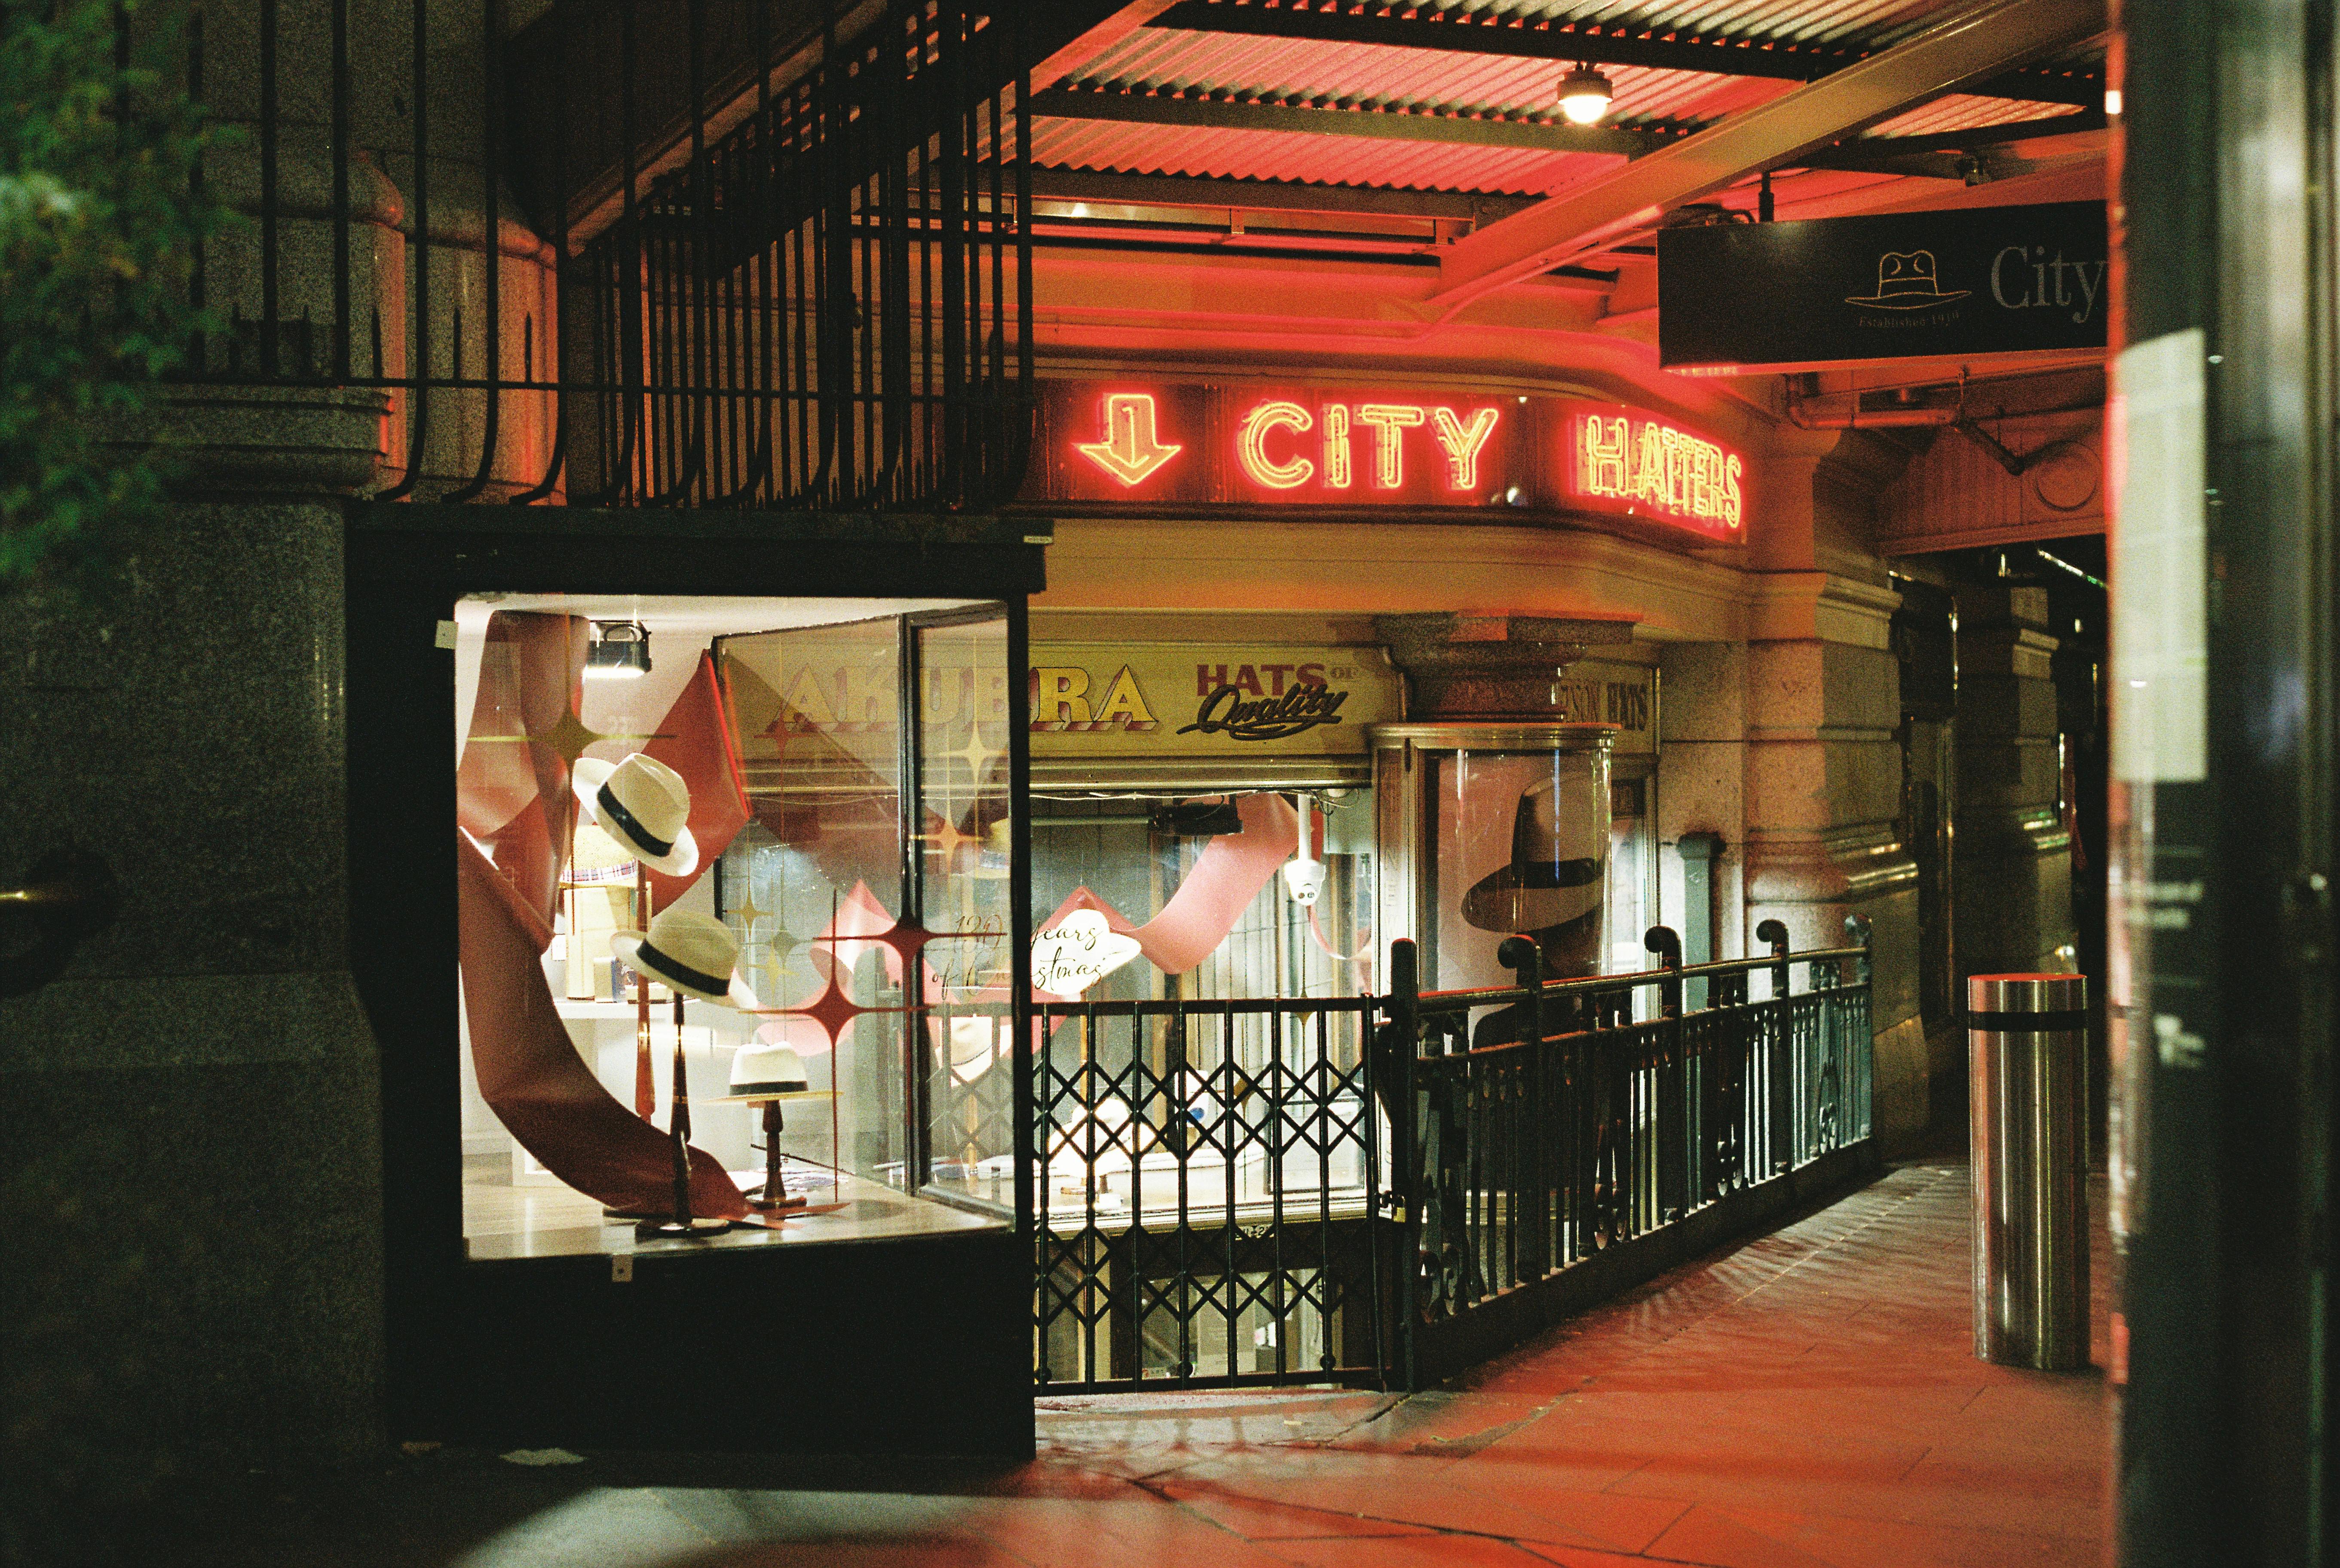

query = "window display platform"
462;1155;998;1261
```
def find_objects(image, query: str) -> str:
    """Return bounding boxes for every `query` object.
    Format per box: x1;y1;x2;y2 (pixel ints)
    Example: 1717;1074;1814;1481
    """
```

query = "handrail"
1416;943;1868;1009
1036;995;1377;1018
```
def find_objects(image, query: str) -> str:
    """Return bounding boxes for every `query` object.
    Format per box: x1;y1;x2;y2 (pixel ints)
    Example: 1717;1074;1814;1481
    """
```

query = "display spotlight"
586;620;652;680
1558;62;1614;126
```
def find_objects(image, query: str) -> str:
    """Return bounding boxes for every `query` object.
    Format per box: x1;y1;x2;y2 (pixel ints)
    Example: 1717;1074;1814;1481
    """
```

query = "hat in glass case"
610;909;738;1004
573;751;699;876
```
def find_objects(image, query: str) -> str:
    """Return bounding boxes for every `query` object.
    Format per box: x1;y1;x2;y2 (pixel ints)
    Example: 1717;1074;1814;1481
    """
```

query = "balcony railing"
157;0;1043;511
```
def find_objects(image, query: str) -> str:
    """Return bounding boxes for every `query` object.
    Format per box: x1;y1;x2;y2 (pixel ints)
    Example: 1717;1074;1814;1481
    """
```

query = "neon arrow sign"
1076;392;1184;486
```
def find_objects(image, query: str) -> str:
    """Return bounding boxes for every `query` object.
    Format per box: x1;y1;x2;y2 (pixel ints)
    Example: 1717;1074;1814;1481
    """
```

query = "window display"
454;595;1017;1260
1372;723;1617;993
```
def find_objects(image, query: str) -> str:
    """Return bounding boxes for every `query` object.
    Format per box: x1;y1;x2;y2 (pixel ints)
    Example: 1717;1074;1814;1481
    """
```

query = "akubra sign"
1656;201;2108;373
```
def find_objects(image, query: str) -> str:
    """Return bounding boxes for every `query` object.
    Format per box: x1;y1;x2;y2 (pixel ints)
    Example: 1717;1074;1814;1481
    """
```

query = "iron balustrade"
1385;919;1874;1385
140;0;1051;511
1031;921;1874;1394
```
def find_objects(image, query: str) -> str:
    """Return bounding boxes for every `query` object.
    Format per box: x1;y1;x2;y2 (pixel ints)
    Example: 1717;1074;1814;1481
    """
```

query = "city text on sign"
1029;383;1749;542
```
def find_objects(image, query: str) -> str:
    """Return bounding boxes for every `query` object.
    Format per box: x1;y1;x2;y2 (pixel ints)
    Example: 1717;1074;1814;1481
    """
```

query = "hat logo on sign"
611;909;741;1005
572;751;699;876
1847;249;1969;311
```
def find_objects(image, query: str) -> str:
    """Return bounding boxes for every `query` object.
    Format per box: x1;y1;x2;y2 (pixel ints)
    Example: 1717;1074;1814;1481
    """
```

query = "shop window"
1426;747;1611;993
454;595;1015;1260
1029;790;1376;1006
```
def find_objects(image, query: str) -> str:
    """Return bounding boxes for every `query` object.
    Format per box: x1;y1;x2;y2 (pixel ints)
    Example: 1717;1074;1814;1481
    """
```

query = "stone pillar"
0;0;549;1507
1657;642;1748;965
1740;574;1926;1149
1372;612;1635;717
0;480;387;1501
1951;583;2074;975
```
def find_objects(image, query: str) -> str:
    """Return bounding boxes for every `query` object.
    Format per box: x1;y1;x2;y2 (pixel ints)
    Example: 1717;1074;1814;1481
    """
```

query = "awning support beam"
1428;0;2107;313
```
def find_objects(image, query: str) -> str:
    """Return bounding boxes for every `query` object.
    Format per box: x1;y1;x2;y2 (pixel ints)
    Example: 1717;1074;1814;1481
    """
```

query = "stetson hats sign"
1657;201;2108;372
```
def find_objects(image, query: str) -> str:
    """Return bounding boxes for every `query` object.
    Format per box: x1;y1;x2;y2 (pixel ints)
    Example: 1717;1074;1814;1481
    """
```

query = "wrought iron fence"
1031;922;1873;1394
1386;919;1874;1369
153;0;1041;510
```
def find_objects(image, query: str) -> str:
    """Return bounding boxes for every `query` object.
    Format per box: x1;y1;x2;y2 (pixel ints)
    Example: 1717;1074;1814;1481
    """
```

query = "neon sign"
1572;413;1743;536
1038;383;1749;542
1232;397;1501;495
1075;392;1182;486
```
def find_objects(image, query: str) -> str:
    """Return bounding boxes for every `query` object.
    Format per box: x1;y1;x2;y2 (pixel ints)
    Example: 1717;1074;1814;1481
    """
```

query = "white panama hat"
610;909;740;1005
573;751;699;876
725;1042;810;1098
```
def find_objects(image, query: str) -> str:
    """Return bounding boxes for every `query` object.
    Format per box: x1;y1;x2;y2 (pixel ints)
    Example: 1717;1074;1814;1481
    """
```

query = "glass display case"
453;594;1016;1260
1370;723;1617;993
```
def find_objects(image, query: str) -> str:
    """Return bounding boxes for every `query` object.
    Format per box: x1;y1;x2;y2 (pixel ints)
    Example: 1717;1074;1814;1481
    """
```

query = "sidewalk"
63;1162;2112;1568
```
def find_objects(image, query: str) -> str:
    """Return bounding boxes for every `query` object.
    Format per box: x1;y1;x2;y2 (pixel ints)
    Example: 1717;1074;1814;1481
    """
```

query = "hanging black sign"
1657;201;2108;372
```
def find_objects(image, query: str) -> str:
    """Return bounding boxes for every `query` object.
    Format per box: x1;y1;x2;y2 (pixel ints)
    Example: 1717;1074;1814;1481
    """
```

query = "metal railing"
153;0;1041;510
1030;921;1873;1394
1385;919;1873;1381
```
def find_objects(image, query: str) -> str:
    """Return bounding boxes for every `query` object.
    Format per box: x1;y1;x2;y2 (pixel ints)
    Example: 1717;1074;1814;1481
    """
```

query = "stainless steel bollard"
1967;972;2090;1370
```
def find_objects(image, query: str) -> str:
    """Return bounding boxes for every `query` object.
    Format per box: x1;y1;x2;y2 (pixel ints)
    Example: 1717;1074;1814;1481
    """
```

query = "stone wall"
0;468;389;1502
1952;583;2074;977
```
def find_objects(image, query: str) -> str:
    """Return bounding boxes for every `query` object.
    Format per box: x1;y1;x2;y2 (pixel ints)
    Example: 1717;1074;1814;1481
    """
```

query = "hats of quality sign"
1657;201;2107;372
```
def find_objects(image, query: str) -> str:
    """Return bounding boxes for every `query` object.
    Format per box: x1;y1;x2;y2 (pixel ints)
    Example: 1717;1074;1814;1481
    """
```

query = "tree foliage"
1;0;228;594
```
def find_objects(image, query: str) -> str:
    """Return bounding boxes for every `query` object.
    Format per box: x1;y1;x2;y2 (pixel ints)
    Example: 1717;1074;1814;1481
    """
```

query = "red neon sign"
1075;392;1183;486
1569;412;1744;538
1036;383;1748;543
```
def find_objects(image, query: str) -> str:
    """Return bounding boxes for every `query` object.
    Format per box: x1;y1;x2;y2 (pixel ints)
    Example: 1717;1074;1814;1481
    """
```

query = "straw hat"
724;1042;810;1098
610;909;739;1004
573;752;698;876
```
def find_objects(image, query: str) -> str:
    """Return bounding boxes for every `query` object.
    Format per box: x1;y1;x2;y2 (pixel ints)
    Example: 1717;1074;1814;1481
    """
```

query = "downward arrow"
1076;392;1182;486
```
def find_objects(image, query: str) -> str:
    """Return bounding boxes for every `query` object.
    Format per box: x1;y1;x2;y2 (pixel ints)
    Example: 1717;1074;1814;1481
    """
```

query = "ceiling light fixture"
1557;62;1613;126
585;620;652;680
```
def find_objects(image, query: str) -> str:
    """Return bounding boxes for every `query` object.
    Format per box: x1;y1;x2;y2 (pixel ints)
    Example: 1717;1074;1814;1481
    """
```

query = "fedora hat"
1846;248;1969;310
1461;777;1605;937
573;752;698;875
610;909;739;1004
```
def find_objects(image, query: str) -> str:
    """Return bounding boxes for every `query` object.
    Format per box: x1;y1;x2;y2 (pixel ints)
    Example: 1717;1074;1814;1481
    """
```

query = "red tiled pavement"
112;1161;2110;1568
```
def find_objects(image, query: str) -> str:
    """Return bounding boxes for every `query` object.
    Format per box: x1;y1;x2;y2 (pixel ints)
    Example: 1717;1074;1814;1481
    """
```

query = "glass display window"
453;594;1017;1260
1028;789;1377;1006
1371;723;1617;996
1024;787;1378;1235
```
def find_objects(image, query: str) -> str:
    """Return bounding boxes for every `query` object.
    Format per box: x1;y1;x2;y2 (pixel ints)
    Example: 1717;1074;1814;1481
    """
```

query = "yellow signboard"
1029;643;1402;758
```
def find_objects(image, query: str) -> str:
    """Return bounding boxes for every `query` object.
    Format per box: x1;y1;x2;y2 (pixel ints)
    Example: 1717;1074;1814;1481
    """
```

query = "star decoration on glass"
944;725;1003;789
753;712;793;758
917;810;983;864
768;972;871;1047
752;927;803;963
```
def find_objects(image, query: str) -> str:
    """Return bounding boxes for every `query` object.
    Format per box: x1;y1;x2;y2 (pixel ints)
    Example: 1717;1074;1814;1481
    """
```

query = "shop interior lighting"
1558;63;1614;126
586;620;652;680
